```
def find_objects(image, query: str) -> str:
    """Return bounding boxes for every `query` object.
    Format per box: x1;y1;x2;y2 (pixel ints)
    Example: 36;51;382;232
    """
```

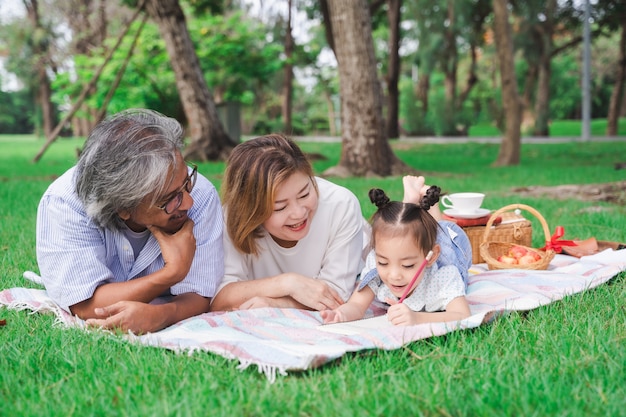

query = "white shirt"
218;177;366;301
36;166;224;312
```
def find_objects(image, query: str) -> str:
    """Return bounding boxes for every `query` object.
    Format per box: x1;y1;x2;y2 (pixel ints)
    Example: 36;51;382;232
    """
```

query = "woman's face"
263;171;318;248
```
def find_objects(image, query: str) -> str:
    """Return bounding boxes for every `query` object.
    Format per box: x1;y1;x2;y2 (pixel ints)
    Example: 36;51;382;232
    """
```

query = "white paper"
316;315;393;335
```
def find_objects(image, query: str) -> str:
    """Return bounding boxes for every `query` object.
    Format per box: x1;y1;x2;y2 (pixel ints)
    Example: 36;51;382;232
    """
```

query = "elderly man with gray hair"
36;109;224;334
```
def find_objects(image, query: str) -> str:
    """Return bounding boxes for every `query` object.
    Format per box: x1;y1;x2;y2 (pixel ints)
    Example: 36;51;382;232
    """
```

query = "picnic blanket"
2;250;625;382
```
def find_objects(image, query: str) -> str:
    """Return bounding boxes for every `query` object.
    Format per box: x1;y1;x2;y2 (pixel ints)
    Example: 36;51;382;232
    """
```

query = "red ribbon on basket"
542;226;577;253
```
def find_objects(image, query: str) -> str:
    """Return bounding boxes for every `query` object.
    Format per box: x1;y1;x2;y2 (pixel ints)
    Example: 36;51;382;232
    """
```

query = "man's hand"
85;301;169;334
148;219;196;285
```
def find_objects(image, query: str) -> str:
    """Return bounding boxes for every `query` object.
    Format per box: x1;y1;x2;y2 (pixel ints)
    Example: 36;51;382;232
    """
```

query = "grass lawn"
468;117;626;137
1;134;625;416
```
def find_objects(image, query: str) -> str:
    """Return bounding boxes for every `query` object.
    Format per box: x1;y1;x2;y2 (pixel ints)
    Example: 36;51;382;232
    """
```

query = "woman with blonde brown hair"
210;134;366;311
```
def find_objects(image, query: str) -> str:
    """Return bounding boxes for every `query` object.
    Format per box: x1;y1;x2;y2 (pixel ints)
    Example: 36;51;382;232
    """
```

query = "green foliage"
0;90;36;133
2;1;626;139
399;77;435;136
190;11;283;104
1;136;625;416
49;7;282;123
548;54;583;120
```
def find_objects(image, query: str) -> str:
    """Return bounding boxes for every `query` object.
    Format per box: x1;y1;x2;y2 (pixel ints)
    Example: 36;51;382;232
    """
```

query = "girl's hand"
385;298;421;326
320;309;345;324
386;303;418;326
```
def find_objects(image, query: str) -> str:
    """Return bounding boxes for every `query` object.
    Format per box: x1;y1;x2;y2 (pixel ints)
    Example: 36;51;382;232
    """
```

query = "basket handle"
481;203;552;247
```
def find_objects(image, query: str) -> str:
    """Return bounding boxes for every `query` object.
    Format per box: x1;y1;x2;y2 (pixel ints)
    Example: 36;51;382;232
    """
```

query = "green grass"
2;136;626;416
468;117;626;137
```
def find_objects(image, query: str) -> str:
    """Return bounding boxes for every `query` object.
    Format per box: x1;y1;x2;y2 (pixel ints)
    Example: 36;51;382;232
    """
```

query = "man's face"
119;153;195;234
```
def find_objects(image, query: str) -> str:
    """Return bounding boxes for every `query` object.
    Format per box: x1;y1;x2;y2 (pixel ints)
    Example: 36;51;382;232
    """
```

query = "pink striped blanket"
2;251;625;382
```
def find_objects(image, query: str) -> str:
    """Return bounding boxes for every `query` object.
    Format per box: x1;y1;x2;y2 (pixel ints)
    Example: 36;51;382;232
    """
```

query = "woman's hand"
239;296;279;309
284;274;345;311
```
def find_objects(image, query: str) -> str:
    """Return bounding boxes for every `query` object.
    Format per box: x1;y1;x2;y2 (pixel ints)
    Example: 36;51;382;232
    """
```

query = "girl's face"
374;233;437;298
263;171;318;248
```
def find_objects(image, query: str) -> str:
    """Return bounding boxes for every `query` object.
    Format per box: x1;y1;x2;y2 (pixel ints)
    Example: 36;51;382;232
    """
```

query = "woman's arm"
210;272;344;311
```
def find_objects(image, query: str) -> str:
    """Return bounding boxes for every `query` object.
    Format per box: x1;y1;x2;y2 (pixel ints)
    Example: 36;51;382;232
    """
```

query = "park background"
1;0;625;171
1;1;626;416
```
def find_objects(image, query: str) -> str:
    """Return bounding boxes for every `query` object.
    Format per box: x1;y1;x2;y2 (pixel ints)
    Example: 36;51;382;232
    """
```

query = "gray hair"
76;109;184;230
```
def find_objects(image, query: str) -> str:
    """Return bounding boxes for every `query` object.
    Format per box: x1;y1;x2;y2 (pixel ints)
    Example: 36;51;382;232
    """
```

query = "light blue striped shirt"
36;166;224;312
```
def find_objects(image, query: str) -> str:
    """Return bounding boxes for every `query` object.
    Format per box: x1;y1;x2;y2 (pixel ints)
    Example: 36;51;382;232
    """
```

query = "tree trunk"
321;85;337;136
532;0;556;137
25;0;55;138
37;67;54;138
323;0;409;177
282;0;294;134
385;0;401;139
145;0;236;161
607;19;626;136
533;52;551;136
521;62;538;132
442;0;458;131
457;44;478;109
33;4;143;162
415;72;430;113
65;0;109;137
493;0;521;166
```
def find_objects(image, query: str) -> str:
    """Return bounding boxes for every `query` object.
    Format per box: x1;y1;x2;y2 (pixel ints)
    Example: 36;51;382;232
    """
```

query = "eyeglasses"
157;164;197;214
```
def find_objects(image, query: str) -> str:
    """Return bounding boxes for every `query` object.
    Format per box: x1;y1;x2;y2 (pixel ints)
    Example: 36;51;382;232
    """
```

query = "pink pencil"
398;250;434;303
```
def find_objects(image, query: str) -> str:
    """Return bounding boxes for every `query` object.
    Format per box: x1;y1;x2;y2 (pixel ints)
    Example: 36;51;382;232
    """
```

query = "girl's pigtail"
369;188;391;210
419;185;441;210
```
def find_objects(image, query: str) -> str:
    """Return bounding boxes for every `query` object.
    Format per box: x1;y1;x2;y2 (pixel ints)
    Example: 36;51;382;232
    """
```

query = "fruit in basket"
518;254;538;265
497;254;517;264
509;245;528;259
498;245;543;265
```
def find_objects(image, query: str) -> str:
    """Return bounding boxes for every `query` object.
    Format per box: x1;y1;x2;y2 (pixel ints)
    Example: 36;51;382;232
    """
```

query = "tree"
384;0;401;139
62;0;112;136
600;0;626;136
24;0;55;138
404;0;489;136
144;0;237;161
281;0;294;133
493;0;521;165
322;0;409;177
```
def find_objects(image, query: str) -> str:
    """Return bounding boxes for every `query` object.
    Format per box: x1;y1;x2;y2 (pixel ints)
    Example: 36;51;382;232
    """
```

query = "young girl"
321;184;471;326
210;134;367;311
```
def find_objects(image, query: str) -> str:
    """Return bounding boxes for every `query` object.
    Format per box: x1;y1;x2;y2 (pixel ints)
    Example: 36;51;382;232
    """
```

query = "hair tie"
368;188;391;209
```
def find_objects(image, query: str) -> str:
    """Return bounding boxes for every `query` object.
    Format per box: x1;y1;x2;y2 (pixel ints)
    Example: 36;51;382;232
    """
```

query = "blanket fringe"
237;359;288;384
2;299;84;329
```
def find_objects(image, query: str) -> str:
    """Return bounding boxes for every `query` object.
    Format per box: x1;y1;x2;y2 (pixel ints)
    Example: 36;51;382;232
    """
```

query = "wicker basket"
479;204;555;270
463;211;532;264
